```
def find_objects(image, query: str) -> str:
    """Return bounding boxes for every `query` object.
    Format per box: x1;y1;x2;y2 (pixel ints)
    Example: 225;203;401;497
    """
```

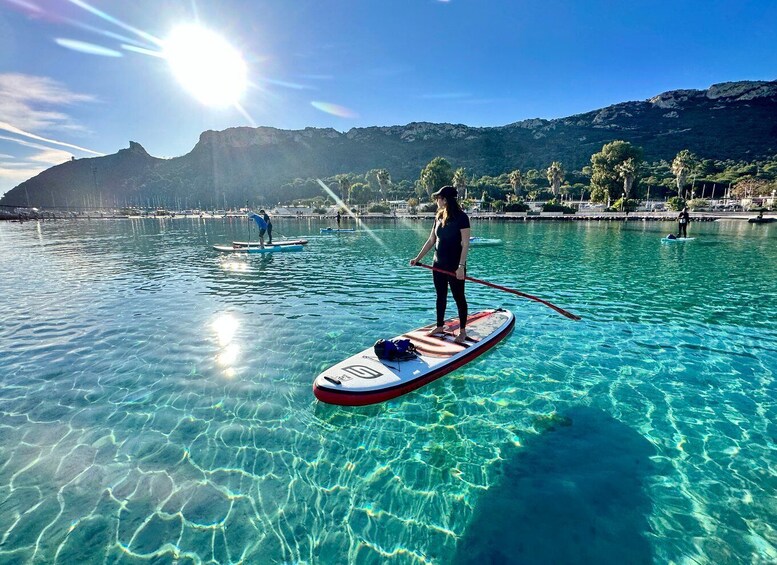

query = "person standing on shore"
260;209;273;244
678;206;690;238
410;185;471;344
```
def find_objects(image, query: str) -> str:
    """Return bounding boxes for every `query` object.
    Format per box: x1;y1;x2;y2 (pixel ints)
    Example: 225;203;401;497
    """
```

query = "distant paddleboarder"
247;211;268;248
677;207;690;238
410;185;471;344
260;209;273;244
336;210;342;228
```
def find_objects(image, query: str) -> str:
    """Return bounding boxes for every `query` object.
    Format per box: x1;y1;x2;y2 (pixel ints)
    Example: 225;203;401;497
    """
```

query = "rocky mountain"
3;80;776;208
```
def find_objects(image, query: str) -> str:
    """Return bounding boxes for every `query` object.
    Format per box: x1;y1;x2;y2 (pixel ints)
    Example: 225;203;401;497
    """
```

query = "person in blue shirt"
247;211;268;248
410;185;471;344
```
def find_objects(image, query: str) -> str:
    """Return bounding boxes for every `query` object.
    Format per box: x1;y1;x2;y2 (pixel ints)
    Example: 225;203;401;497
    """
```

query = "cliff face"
2;80;776;207
1;141;164;208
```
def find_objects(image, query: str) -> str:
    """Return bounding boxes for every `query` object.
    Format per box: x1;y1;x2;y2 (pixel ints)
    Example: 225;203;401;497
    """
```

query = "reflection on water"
0;217;775;563
212;313;241;378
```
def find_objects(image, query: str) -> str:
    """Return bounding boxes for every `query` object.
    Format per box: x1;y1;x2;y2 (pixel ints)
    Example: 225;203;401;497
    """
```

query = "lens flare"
0;121;103;155
164;25;247;107
310;101;358;118
55;38;122;57
67;0;160;46
122;44;163;58
316;179;391;254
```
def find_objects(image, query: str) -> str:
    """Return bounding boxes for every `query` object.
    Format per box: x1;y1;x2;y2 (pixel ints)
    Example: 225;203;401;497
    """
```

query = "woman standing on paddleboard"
678;206;690;238
410;185;471;344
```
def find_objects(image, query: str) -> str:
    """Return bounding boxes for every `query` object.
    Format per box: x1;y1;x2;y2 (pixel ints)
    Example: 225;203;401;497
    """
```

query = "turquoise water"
0;217;775;564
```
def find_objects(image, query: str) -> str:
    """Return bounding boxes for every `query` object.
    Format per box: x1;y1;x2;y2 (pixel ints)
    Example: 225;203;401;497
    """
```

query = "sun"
163;25;247;107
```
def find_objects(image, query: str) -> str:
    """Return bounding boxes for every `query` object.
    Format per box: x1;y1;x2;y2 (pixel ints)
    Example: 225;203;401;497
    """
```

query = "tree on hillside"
546;162;564;200
470;175;511;202
336;174;351;204
731;177;772;199
671;150;698;198
590;140;643;206
522;169;543;198
419;157;453;198
376;169;391;201
761;159;777;178
419;169;434;199
349;182;373;205
364;169;380;194
509;169;523;199
392;179;415;200
452;168;467;199
615;157;640;200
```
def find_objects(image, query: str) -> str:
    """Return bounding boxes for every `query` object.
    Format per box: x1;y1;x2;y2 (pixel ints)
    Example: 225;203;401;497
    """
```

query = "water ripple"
0;218;775;563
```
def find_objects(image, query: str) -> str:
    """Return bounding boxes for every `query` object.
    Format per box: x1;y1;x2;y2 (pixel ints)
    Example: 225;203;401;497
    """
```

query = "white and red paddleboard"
313;309;514;406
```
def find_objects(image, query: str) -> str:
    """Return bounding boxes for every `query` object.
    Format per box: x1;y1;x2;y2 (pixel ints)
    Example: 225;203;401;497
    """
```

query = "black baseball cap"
432;185;457;199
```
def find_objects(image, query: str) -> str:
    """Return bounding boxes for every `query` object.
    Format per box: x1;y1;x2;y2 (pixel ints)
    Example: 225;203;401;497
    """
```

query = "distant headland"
1;80;775;216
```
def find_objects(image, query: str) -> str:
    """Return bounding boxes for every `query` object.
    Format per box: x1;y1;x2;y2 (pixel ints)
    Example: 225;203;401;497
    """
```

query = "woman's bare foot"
427;326;445;337
454;330;468;344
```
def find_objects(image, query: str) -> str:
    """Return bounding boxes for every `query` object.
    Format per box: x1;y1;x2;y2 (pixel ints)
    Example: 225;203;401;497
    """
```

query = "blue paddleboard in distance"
232;239;308;247
469;237;503;246
213;244;304;253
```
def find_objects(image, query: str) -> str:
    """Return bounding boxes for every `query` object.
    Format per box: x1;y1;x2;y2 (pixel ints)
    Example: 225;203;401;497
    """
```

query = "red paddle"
415;262;581;321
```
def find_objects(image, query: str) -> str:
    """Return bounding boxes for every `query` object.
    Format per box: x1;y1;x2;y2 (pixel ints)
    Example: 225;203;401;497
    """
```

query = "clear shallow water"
0;217;775;564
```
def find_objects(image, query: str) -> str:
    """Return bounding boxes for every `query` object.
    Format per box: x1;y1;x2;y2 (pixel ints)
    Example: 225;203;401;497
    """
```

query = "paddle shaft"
416;263;581;321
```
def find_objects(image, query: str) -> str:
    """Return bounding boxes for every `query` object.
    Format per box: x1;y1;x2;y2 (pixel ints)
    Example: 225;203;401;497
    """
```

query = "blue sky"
1;0;775;197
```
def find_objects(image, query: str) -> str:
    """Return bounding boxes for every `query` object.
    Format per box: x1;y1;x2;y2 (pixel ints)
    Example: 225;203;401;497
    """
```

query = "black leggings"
678;222;687;238
433;268;468;329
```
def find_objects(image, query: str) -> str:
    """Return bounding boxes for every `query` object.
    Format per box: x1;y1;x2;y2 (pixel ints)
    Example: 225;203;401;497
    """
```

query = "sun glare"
212;313;239;347
163;25;247;107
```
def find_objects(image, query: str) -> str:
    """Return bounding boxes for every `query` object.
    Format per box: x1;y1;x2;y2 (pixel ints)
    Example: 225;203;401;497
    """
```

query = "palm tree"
452;168;467;199
589;140;643;206
615;157;638;200
547;162;564;200
421;168;436;198
337;175;351;204
509;169;523;199
672;150;697;198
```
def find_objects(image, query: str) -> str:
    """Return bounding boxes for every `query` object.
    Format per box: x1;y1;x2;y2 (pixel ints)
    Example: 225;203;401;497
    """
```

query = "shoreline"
0;211;770;223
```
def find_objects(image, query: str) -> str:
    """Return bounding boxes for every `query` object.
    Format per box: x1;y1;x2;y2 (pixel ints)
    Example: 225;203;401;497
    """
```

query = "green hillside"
2;80;775;209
